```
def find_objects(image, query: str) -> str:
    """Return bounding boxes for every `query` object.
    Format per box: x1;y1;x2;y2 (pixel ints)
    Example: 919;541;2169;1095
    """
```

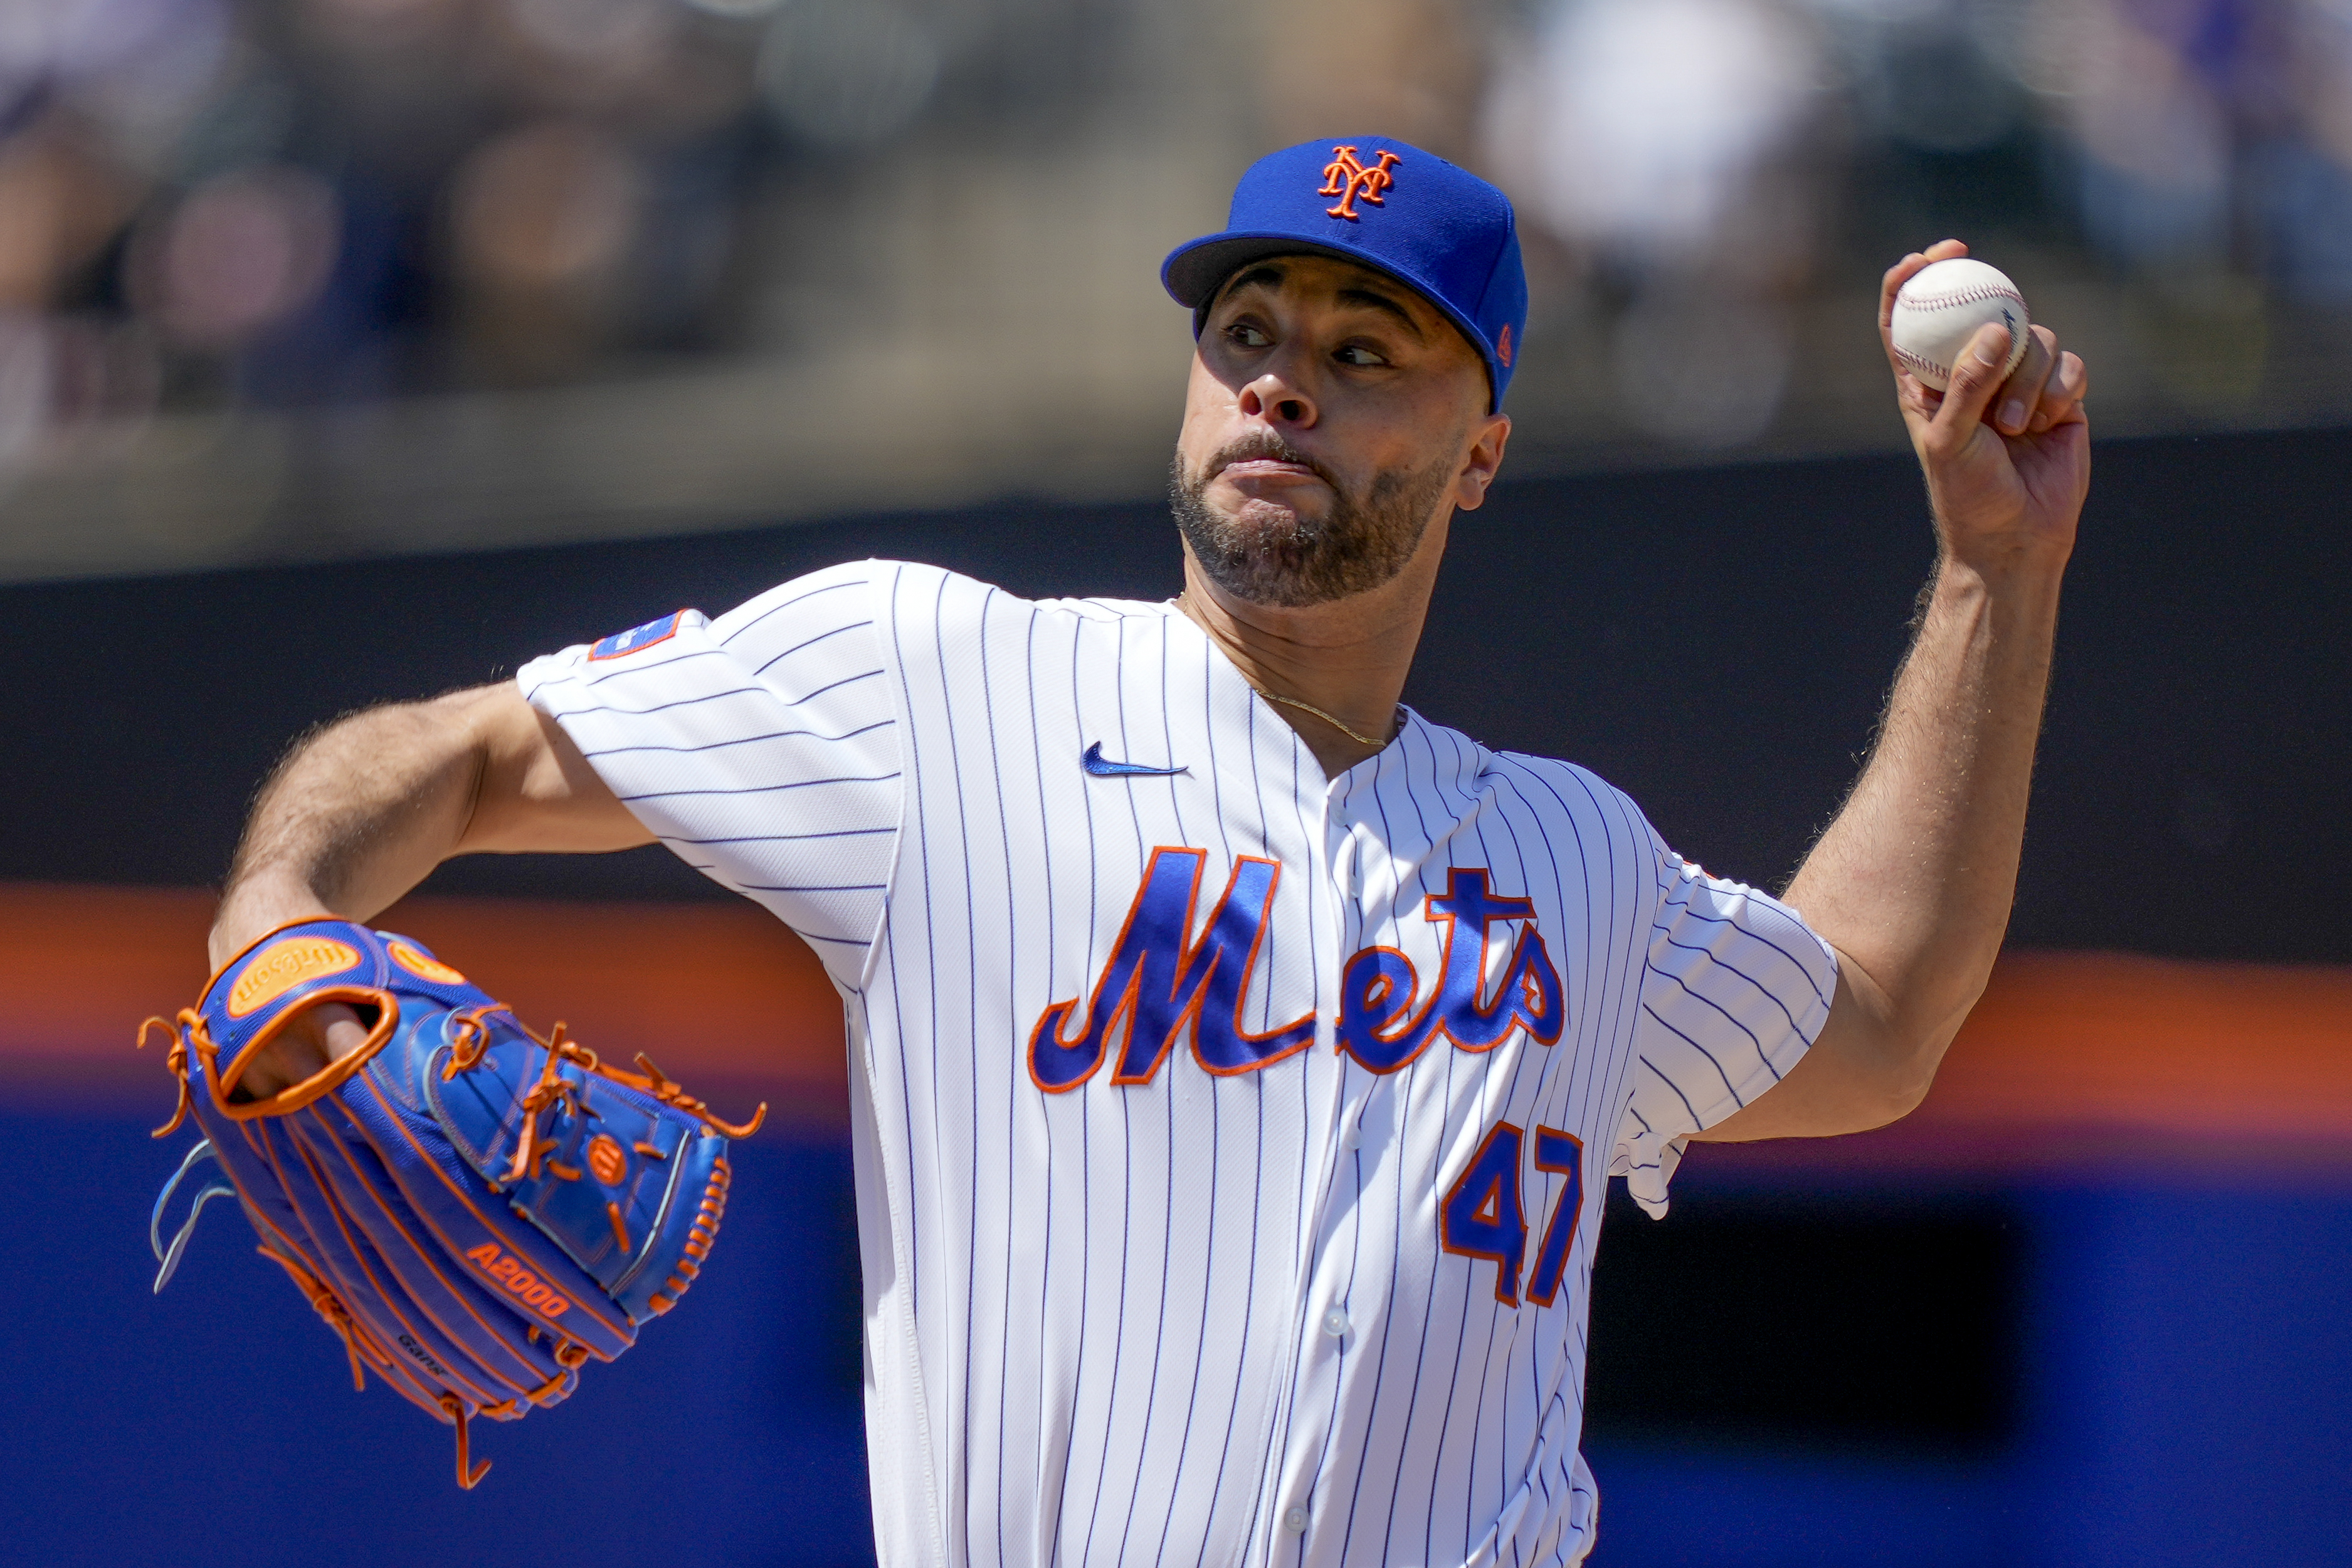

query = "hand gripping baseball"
137;919;766;1488
1880;240;2091;572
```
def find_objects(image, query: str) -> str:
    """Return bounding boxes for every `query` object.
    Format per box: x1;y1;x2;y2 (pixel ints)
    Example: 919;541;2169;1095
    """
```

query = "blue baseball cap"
1161;137;1529;413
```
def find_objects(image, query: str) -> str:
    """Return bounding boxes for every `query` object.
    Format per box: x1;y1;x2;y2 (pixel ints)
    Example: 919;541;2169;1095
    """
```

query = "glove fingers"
270;1120;522;1414
288;1105;584;1410
338;1056;639;1361
211;1120;461;1417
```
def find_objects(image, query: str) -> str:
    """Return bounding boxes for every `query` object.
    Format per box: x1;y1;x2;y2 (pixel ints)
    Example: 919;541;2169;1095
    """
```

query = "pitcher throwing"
200;139;2089;1563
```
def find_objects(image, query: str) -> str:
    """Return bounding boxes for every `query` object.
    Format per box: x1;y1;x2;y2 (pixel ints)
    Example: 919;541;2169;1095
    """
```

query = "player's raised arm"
1696;239;2090;1143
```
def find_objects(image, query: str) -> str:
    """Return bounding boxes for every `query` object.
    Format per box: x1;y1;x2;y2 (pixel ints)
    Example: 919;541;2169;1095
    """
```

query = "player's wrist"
1929;534;2071;609
206;878;342;974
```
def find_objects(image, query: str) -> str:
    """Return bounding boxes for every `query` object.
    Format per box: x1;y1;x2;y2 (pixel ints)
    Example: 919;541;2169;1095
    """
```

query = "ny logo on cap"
1319;145;1400;221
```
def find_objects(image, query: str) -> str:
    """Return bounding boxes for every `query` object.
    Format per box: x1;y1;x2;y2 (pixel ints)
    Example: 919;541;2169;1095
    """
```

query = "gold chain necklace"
1255;689;1401;749
1173;591;1401;749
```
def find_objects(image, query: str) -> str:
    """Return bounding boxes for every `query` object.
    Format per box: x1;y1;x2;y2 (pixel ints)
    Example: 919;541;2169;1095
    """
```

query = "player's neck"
1173;527;1443;779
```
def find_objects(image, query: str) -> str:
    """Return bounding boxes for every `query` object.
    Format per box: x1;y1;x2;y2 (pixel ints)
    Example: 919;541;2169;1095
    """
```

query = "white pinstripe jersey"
520;560;1837;1568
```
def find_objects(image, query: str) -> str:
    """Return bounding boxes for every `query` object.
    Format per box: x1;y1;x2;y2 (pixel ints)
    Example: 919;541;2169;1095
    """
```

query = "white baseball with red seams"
1889;257;2029;392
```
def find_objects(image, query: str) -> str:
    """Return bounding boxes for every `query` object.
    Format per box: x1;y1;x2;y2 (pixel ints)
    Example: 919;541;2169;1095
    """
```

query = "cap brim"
1160;231;1503;413
1163;234;1386;308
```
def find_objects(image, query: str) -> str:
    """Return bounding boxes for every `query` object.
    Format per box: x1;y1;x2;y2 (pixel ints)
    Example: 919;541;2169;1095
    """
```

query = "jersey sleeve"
1611;843;1839;1217
516;561;902;989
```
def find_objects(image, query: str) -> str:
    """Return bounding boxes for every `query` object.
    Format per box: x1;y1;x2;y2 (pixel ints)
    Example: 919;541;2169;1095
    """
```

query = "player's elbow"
1855;1011;1966;1128
1833;960;1983;1130
1795;1012;1953;1137
1862;1061;1936;1129
1811;1060;1934;1138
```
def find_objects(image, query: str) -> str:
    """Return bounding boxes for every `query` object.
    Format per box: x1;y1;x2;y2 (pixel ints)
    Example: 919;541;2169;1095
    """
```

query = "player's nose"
1237;370;1316;429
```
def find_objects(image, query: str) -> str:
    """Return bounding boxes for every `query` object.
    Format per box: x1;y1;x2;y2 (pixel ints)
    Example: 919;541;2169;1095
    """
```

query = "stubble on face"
1168;428;1461;609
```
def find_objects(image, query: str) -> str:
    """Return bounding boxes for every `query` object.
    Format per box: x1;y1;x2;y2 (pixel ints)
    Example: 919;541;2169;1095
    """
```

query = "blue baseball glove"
140;918;764;1487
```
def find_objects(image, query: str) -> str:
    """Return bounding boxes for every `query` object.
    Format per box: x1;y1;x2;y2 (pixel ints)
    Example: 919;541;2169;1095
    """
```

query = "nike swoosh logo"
1082;742;1186;779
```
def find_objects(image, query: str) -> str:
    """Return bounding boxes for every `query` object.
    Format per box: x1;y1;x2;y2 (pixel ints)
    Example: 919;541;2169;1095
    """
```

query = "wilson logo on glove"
138;918;766;1490
586;1134;628;1185
226;935;361;1016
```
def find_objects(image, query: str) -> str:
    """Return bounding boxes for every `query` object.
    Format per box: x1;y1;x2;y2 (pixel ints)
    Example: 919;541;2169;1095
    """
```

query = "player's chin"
1211;465;1332;512
1192;530;1366;609
1226;506;1310;545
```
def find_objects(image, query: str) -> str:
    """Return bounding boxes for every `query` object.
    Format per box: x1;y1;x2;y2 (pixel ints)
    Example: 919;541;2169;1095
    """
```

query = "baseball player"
207;139;2088;1562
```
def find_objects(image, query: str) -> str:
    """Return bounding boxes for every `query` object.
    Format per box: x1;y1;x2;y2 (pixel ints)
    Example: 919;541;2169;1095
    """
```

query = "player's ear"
1453;413;1511;512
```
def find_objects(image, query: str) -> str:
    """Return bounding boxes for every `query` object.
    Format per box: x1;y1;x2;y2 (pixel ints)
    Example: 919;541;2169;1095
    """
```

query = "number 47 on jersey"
1440;1123;1585;1308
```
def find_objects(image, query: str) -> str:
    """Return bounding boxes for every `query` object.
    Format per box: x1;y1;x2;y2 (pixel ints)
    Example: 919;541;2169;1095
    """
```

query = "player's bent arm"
208;682;648;1098
208;681;649;972
1698;550;2065;1141
1697;240;2088;1144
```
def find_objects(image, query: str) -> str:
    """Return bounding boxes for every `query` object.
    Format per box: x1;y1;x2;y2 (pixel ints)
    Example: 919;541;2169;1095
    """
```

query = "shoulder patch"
588;612;685;661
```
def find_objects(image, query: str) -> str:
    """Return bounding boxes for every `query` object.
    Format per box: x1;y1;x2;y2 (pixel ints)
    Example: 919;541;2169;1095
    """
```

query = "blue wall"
12;1115;876;1568
1586;1176;2352;1567
18;1110;2352;1565
2012;1182;2352;1565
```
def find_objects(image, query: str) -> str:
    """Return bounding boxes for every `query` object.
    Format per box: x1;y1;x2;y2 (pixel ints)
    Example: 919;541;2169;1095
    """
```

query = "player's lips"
1215;459;1324;484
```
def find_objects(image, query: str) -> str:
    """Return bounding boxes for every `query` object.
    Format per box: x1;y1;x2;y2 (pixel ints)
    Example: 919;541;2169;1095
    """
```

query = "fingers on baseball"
1992;326;2058;436
2029;350;2089;434
1877;238;1971;331
1926;320;2017;441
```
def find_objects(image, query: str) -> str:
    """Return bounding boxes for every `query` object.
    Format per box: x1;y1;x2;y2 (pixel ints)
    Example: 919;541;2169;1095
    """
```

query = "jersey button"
1282;1507;1310;1534
1322;1308;1349;1337
1339;1125;1361;1150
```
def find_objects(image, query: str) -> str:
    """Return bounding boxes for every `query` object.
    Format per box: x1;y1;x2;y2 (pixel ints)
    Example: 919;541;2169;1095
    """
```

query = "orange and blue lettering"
464;1241;570;1318
1524;1126;1585;1307
1337;868;1565;1073
1440;1121;1528;1306
1028;846;1316;1091
1319;145;1401;221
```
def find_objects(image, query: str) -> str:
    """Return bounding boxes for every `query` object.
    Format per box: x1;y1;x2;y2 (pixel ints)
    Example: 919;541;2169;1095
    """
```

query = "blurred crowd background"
3;0;2350;579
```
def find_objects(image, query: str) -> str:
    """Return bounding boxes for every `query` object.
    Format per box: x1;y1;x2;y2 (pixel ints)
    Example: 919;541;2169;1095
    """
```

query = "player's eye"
1225;323;1272;349
1334;344;1390;368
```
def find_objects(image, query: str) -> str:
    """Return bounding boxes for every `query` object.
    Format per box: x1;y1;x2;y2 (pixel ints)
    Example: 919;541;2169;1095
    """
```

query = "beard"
1168;429;1458;608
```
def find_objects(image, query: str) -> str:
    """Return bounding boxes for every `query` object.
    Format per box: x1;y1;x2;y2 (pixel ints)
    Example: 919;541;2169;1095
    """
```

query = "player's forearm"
208;695;496;971
1783;550;2062;1090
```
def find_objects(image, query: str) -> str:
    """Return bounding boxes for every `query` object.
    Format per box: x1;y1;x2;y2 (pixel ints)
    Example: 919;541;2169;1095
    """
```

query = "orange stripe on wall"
1916;950;2352;1142
1769;949;2352;1174
0;883;846;1125
9;884;2351;1159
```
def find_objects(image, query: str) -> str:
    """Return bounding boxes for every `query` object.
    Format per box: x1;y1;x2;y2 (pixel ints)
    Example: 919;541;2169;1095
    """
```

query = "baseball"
1889;257;2030;391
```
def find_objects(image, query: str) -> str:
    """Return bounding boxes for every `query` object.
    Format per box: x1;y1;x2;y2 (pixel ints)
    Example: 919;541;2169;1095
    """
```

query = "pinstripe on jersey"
519;560;1837;1568
522;563;899;990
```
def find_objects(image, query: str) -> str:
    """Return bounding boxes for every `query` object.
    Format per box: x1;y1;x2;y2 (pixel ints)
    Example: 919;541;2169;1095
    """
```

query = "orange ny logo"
1319;145;1401;221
